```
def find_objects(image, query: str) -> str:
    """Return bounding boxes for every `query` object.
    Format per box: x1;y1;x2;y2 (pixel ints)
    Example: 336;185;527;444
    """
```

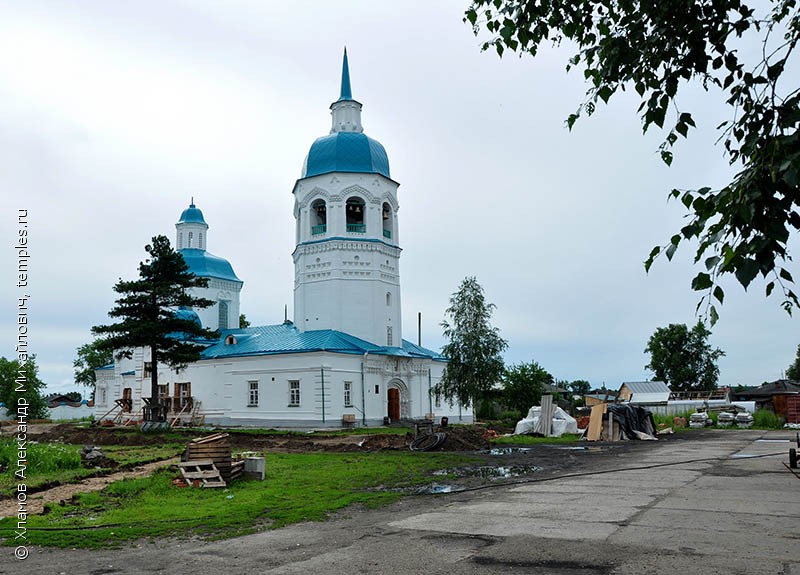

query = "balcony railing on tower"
346;223;366;233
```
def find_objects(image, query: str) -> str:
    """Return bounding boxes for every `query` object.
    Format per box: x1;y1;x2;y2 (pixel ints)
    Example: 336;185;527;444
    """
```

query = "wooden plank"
182;470;226;480
179;460;215;467
539;394;554;437
587;404;607;442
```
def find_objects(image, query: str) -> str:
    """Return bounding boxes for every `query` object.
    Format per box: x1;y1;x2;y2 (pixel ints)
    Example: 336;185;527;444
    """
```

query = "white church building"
94;52;469;427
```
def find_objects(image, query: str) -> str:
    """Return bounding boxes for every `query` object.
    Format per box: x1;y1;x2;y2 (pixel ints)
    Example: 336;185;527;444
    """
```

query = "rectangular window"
289;380;300;407
248;380;259;407
143;362;152;379
175;382;191;410
386;326;393;346
435;392;441;408
343;381;352;407
99;387;107;405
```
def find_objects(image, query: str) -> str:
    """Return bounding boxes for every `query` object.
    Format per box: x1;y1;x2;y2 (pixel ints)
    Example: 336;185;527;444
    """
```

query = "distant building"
617;381;671;404
732;380;800;422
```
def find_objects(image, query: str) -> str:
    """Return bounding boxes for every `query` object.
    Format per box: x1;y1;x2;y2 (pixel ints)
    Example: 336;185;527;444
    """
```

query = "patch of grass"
1;451;475;548
100;444;184;467
0;442;184;496
752;409;783;429
491;433;582;445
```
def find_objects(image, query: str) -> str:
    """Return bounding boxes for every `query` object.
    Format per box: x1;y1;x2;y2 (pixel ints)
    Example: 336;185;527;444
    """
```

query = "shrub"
753;409;783;429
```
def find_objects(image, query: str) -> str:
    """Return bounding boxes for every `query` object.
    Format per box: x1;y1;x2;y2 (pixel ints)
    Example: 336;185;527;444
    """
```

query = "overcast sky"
1;0;796;396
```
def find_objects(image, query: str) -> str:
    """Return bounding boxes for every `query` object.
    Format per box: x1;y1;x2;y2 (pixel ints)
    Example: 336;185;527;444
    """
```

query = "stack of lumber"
185;433;232;482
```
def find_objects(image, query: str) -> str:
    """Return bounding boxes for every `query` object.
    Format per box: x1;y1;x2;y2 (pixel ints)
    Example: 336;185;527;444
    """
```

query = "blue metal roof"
97;363;114;371
180;248;241;283
121;370;135;376
302;132;390;179
339;48;352;101
178;202;206;224
201;322;444;360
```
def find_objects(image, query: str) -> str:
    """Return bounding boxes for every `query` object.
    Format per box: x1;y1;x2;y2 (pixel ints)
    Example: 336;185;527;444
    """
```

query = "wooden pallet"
229;459;246;481
178;460;226;488
186;433;232;481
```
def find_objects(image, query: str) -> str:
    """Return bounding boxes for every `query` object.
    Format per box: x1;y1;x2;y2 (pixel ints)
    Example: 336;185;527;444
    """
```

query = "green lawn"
2;451;474;548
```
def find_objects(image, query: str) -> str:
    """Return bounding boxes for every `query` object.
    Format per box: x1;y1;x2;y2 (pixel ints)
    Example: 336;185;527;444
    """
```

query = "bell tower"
292;50;402;347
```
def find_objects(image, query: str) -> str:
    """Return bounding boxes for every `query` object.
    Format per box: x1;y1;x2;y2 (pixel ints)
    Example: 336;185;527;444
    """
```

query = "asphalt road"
7;430;800;575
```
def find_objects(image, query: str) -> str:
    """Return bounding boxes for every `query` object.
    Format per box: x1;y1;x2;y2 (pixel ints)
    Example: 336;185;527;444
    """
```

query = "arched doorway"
388;388;400;421
387;379;409;421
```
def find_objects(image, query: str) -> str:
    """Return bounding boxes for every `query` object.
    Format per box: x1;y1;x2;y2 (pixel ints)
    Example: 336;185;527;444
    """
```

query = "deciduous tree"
465;0;800;320
92;235;218;422
434;277;508;407
0;355;48;420
645;322;725;391
73;339;113;390
502;361;553;415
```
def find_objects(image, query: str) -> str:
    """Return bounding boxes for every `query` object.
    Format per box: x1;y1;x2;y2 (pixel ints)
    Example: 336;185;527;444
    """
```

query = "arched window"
198;232;203;249
179;232;183;248
382;202;393;240
218;300;229;330
346;197;366;233
386;292;391;306
188;231;193;247
311;199;327;235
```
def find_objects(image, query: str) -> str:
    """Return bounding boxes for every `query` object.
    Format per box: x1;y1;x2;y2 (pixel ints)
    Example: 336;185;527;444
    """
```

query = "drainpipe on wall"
320;366;325;424
361;352;368;427
428;368;432;415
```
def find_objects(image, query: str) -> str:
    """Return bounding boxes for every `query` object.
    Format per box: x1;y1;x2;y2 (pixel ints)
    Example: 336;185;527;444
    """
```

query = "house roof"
735;379;800;397
200;322;445;361
621;381;671;394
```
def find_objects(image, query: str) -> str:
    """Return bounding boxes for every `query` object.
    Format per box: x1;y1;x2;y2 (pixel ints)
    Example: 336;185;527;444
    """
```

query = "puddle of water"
487;447;533;455
755;439;790;443
730;454;762;458
420;484;456;494
435;464;542;480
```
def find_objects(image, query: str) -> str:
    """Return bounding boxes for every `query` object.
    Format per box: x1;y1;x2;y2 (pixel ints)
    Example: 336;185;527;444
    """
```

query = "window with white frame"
386;326;393;346
289;380;300;406
248;380;259;407
343;381;352;407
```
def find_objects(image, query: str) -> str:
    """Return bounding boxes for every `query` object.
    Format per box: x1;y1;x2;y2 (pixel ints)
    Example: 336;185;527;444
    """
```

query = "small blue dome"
174;307;202;326
180;248;241;282
178;203;207;224
302;132;390;179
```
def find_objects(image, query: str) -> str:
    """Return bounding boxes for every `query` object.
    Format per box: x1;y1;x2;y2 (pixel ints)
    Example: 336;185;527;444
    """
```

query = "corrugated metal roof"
97;364;114;371
201;323;445;361
622;381;671;394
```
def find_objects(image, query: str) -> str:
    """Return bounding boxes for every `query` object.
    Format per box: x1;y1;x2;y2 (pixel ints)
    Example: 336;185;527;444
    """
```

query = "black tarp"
606;403;657;439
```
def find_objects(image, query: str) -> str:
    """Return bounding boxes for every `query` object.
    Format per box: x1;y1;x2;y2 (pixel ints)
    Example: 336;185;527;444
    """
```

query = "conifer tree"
92;235;217;422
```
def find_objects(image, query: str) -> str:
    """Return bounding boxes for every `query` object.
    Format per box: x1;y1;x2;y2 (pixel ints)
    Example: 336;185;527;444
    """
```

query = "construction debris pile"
176;433;257;488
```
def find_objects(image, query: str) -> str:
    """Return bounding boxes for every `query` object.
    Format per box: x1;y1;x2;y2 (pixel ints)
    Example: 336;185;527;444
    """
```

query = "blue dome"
178;203;207;224
174;307;202;326
302;132;390;179
180;248;241;282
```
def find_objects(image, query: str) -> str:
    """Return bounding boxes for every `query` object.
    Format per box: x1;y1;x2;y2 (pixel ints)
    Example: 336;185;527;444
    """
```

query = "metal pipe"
361;352;368;426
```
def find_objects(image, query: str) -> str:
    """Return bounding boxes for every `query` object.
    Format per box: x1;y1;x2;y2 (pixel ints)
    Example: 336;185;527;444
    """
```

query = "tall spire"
339;47;352;101
330;48;363;133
